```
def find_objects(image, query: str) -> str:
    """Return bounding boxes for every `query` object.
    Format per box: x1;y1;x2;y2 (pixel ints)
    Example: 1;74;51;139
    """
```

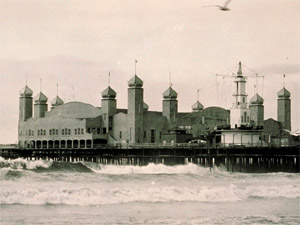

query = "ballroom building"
18;74;230;149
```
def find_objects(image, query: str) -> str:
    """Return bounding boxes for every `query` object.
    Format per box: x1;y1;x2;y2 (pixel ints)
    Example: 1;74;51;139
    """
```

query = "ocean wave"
1;183;299;206
0;157;52;170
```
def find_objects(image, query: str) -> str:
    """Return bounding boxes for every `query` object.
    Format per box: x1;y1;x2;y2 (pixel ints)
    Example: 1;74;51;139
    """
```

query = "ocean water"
0;157;299;225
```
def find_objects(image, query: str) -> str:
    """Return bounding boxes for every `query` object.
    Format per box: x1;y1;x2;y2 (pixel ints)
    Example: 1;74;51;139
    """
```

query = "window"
151;129;156;143
32;131;34;136
81;129;84;134
243;97;245;103
202;116;205;125
56;129;58;135
144;131;147;139
119;131;122;139
50;129;52;135
43;130;46;136
75;129;77;135
62;129;64;135
97;128;100;134
68;129;71;135
103;128;107;134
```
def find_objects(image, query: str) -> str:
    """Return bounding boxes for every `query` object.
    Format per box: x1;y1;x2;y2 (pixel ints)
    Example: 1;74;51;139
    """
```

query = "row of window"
26;128;85;136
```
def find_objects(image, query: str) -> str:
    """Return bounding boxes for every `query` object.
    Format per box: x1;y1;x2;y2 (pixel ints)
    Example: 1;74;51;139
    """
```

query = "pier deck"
0;146;299;173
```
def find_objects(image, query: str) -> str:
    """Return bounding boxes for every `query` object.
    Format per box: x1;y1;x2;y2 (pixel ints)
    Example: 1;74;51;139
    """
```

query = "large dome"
48;102;101;119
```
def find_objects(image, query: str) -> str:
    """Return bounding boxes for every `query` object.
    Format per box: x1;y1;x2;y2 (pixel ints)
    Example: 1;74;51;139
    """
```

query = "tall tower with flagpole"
230;61;251;128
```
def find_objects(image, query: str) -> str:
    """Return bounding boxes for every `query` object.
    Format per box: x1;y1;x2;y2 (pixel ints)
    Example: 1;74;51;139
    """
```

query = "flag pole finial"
108;72;111;86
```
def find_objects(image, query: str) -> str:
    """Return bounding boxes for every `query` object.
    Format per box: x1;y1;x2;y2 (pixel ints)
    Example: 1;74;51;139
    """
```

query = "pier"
1;145;299;173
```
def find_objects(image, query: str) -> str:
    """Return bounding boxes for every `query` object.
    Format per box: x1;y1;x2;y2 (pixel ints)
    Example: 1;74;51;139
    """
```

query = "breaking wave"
1;183;299;206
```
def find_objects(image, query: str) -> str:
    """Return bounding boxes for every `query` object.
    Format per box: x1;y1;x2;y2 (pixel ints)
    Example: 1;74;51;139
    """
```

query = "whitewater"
0;157;299;225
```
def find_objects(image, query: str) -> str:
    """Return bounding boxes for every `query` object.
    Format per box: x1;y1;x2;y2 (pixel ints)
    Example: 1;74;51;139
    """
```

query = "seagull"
202;0;232;11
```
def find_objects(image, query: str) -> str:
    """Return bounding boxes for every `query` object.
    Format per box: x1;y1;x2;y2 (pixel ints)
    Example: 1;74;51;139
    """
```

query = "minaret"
128;74;144;143
163;86;178;129
249;93;264;128
277;87;291;131
230;61;250;128
34;92;48;118
101;84;117;134
19;85;33;121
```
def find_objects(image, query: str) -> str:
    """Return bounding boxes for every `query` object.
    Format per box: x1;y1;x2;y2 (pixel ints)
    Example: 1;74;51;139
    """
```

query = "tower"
230;61;251;128
249;93;264;128
34;92;48;118
163;86;178;129
19;85;33;121
101;86;117;134
277;87;291;131
128;75;144;143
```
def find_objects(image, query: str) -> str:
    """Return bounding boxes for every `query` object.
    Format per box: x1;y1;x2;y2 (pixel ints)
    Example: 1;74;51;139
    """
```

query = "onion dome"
277;87;290;98
192;101;204;111
163;87;177;99
143;102;149;111
19;85;33;97
250;94;264;104
34;92;48;102
128;75;143;87
51;96;64;106
102;86;116;99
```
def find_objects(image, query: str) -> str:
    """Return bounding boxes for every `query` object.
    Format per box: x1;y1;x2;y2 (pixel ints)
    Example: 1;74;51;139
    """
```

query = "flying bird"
202;0;232;11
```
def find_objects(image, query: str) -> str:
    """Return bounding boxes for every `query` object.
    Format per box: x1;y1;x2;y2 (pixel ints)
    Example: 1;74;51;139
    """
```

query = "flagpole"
135;60;137;75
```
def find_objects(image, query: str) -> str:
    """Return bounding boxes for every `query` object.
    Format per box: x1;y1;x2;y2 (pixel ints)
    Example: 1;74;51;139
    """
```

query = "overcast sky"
0;0;299;144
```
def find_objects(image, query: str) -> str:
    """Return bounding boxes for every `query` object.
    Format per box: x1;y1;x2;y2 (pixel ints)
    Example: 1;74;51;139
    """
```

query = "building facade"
18;74;230;149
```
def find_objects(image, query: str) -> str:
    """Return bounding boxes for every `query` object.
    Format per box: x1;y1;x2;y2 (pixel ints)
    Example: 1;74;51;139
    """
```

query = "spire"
277;87;290;98
108;72;111;86
169;72;173;87
135;59;138;75
102;86;116;98
237;61;243;76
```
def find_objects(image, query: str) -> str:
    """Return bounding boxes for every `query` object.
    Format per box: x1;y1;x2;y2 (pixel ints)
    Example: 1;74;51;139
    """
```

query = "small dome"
250;94;264;104
128;75;143;87
34;92;48;102
192;101;204;111
19;85;33;97
51;96;64;106
277;87;290;98
102;86;116;98
143;102;149;111
163;87;177;99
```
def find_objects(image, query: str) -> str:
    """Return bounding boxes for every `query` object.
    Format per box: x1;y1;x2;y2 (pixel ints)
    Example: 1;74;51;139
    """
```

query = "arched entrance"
67;140;72;148
86;139;92;148
80;140;85;148
61;140;66;148
73;140;79;148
